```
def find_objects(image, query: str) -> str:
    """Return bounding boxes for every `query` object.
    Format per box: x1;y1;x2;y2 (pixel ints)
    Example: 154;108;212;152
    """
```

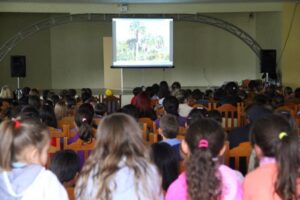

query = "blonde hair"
76;113;161;200
0;85;12;99
54;100;68;120
0;119;50;171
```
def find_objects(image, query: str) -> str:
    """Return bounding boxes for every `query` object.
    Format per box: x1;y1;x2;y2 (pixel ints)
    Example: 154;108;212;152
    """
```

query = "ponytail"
186;147;221;200
78;119;93;142
185;119;225;200
75;104;94;143
275;132;300;200
0;120;15;170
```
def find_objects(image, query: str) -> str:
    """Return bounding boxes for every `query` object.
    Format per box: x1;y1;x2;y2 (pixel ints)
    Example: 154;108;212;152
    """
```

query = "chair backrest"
64;138;96;161
101;95;121;114
148;132;159;144
58;116;75;129
229;141;252;173
275;106;297;118
138;117;154;130
216;104;239;132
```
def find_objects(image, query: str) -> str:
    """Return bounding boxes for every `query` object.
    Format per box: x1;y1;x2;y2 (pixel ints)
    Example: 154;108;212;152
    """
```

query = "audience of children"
1;81;300;200
0;118;68;200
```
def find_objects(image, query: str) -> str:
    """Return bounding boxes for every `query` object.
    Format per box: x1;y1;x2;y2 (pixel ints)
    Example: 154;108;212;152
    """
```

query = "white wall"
0;12;282;90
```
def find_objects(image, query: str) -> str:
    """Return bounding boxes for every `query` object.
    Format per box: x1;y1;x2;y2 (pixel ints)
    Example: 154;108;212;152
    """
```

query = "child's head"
119;104;139;121
163;96;179;116
159;114;179;139
186;108;207;127
0;119;50;170
54;100;67;120
250;114;299;200
207;110;222;124
150;142;179;191
75;103;94;142
94;103;107;117
77;113;152;199
50;150;80;186
39;104;57;128
94;113;145;159
183;118;226;200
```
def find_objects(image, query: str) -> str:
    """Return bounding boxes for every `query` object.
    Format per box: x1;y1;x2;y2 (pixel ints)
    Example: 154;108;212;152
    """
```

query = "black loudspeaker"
11;55;26;77
260;50;276;74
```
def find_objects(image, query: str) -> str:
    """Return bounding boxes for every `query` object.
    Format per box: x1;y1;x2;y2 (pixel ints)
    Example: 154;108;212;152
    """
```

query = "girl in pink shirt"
243;114;300;200
166;118;242;200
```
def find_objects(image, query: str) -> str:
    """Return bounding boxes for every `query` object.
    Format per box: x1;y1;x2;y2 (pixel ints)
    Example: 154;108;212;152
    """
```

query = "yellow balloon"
105;89;113;96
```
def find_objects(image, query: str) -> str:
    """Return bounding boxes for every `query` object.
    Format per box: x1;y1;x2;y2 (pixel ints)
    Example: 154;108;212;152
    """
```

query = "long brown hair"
185;118;225;200
250;114;300;200
0;119;49;171
75;113;161;200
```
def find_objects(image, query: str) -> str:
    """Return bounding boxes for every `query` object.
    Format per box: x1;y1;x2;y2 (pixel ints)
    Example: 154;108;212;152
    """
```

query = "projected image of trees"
116;20;169;63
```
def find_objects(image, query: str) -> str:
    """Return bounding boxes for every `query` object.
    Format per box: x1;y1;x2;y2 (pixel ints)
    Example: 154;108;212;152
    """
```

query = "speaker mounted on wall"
260;49;276;74
11;55;26;78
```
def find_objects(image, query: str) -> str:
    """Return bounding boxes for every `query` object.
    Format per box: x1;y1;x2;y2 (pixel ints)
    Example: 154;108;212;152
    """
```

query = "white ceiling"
0;0;292;4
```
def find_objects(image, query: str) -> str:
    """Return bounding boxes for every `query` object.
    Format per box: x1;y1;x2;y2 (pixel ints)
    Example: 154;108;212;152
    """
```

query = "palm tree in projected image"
129;21;146;61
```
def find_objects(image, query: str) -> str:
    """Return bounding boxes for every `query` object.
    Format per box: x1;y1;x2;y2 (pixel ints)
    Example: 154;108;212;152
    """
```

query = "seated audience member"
75;113;163;199
19;105;40;121
66;96;76;116
50;150;80;187
191;89;208;106
166;119;242;200
155;96;186;127
286;87;300;105
159;114;181;161
28;95;41;110
207;110;222;124
130;87;142;105
29;88;40;97
54;100;68;121
171;81;181;96
186;107;207;127
119;104;140;121
175;89;193;118
0;85;13;100
40;104;57;128
243;114;300;200
150;142;179;192
158;81;171;105
68;103;95;169
0;118;68;200
94;103;107;118
228;104;272;149
270;94;285;109
135;92;156;120
218;81;242;106
283;86;293;101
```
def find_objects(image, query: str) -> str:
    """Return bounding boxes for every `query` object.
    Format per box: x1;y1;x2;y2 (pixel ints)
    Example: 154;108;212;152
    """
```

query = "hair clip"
14;120;21;129
198;139;209;148
82;118;87;123
279;132;288;140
